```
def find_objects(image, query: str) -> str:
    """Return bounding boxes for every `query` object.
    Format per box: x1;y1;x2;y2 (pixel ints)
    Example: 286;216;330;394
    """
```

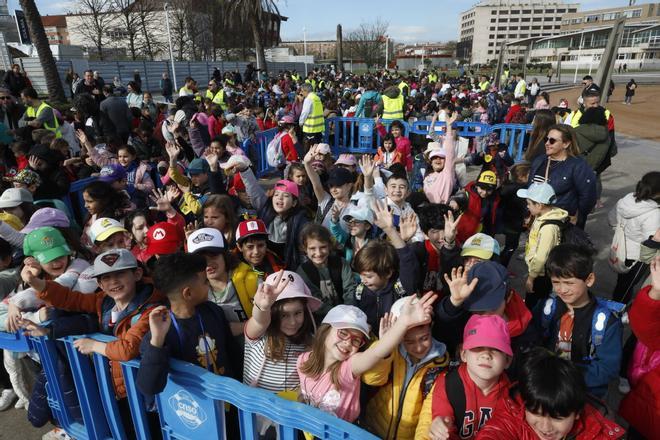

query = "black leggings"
500;231;522;269
612;260;649;304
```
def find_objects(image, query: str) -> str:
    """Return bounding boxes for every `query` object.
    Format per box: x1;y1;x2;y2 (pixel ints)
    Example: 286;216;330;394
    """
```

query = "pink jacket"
133;161;155;193
423;135;456;204
376;124;412;170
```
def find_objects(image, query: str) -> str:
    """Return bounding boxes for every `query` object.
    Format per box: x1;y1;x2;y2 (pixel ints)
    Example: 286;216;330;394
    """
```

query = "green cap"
23;226;71;264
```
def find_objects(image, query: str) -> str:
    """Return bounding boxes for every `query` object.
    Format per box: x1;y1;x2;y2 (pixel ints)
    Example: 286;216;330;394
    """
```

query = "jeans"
624;95;633;104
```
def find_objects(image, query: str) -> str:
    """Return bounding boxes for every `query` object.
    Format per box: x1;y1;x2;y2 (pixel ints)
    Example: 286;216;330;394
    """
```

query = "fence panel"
0;332;377;440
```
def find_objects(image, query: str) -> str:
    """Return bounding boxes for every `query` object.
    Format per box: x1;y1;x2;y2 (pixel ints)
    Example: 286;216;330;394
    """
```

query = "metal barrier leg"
237;409;258;440
91;352;127;440
121;362;154;440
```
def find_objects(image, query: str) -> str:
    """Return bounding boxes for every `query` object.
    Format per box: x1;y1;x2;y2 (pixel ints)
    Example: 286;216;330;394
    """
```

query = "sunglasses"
336;328;366;349
0;96;9;100
544;136;561;145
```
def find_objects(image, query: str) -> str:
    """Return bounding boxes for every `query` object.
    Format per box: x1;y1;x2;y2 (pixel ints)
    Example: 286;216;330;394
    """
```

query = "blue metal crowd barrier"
243;128;279;178
323;117;532;161
0;332;377;439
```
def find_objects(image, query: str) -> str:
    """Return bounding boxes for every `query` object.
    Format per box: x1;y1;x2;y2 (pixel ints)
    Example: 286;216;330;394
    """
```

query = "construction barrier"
0;331;377;439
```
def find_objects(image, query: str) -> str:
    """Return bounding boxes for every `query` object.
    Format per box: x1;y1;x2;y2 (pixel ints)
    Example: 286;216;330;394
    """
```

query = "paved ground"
1;89;659;440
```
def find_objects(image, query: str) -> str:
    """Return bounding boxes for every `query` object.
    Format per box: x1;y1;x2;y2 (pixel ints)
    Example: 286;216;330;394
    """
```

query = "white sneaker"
14;397;28;409
618;377;631;394
42;428;73;440
0;389;16;411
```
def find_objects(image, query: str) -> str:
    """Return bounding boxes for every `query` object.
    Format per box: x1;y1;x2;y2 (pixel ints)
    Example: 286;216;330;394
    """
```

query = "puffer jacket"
362;339;449;440
575;123;611;172
476;394;625;439
525;207;568;279
355;90;381;118
618;284;660;439
608;193;659;261
529;154;597;224
37;280;165;398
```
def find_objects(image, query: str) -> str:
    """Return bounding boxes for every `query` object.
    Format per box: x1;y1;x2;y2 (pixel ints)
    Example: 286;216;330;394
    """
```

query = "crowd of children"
0;65;657;440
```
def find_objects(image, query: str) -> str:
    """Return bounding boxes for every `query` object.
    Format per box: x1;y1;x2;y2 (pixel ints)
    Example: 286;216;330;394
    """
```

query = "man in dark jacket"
99;85;132;141
3;64;27;98
160;72;173;103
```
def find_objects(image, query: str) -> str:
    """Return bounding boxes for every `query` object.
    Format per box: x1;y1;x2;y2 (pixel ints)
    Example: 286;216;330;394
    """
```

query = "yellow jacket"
168;165;202;215
362;340;449;440
525;207;568;278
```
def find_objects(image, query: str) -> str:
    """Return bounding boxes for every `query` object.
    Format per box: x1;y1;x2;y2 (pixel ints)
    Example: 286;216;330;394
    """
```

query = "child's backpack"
540;219;595;253
608;219;633;274
266;132;286;168
362;95;377;118
540;295;625;360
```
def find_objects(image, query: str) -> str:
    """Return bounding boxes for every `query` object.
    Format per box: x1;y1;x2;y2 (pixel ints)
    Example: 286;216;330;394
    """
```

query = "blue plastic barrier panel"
157;379;225;439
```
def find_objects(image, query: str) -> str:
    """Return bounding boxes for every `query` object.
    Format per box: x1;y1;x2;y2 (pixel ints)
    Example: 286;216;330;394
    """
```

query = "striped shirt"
243;334;307;392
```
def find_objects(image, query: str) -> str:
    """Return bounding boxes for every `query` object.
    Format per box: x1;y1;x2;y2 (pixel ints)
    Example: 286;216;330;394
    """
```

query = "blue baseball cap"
517;182;556;205
463;261;508;312
99;164;127;183
188;158;210;175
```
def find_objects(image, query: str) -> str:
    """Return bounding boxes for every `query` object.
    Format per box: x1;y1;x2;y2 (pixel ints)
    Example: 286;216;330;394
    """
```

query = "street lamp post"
385;36;389;70
573;30;585;84
303;27;308;76
164;3;177;90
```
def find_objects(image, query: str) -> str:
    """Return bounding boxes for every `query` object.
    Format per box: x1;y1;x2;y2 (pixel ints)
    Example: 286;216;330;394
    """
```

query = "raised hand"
205;152;219;172
150;188;172;212
399;212;418;243
253;270;290;312
443;210;461;245
75;129;89;146
165;142;181;163
378;312;396;338
148;306;171;348
370;199;394;232
330;202;342;224
184;220;199;239
649;255;660;300
398;291;437;328
6;302;22;333
166;185;181;203
21;258;45;292
359;154;376;178
303;144;317;164
443;266;478;307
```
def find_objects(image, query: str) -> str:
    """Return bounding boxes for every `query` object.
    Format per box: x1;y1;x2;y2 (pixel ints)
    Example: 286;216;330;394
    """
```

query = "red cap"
235;219;268;243
145;222;183;257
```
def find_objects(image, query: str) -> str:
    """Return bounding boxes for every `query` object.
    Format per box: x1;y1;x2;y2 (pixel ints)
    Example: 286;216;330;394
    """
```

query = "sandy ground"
550;85;660;141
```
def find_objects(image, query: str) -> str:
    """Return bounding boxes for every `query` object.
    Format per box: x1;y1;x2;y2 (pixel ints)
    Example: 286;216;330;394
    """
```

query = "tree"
133;0;165;60
71;0;115;60
220;0;280;72
18;0;66;102
112;0;141;60
346;18;389;69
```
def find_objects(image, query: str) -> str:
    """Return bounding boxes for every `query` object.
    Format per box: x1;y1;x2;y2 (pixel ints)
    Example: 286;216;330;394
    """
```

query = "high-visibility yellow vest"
569;108;611;128
305;78;317;91
291;73;300;82
501;70;510;82
382;94;404;120
26;102;61;138
302;92;324;134
479;81;490;91
179;86;194;96
205;89;227;110
318;80;325;90
398;81;409;96
225;78;235;87
428;73;438;83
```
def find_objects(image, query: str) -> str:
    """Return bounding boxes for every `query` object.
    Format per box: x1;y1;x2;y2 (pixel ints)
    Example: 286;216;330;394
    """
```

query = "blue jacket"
529;155;597;226
137;301;241;397
355;90;381;118
531;293;623;398
355;245;419;334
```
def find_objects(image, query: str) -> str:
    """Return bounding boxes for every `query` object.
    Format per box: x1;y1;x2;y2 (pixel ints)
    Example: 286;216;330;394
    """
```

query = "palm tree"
18;0;66;103
221;0;279;73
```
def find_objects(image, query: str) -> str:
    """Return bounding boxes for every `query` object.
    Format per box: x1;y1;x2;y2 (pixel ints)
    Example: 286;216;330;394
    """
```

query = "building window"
510;18;519;22
520;26;529;30
557;8;566;13
532;25;541;30
500;18;508;22
571;18;583;24
491;18;496;22
490;26;495;30
569;9;577;13
519;34;528;38
488;42;494;46
521;17;530;22
522;9;531;14
489;34;495;39
511;10;520;14
543;25;553;29
624;9;642;18
488;50;493;54
554;25;560;29
532;17;542;22
544;9;554;13
491;10;497;15
586;15;600;23
509;26;518;30
498;26;507;31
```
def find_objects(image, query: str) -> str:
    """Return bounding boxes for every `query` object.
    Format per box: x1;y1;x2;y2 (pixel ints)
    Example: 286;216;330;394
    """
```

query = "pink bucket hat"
266;270;322;311
463;314;512;356
273;179;299;198
279;115;295;125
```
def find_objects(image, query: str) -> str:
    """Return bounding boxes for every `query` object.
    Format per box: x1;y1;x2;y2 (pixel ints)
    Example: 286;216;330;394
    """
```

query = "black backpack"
541;219;595;252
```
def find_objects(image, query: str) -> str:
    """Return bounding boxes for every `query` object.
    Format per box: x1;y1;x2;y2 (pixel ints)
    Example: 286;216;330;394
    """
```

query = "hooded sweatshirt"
423;135;457;204
608;193;659;261
525;207;568;279
576;124;611;172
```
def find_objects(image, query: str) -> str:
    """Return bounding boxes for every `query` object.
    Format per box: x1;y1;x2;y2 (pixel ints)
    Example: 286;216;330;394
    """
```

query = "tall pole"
573;30;584;84
303;27;308;76
164;3;177;90
385;37;389;69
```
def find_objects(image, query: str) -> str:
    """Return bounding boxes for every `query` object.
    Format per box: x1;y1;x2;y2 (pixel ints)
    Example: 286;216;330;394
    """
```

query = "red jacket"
504;104;522;124
476;394;625;440
618;285;660;439
456;181;501;244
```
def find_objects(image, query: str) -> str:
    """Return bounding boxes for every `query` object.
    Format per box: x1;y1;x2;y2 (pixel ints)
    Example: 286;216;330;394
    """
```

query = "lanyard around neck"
169;311;212;372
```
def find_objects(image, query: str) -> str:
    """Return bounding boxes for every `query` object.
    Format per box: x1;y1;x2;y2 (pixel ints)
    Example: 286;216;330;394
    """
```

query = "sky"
6;0;642;43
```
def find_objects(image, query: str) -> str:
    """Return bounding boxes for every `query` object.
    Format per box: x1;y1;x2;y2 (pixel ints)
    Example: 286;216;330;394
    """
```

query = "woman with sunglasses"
528;124;597;229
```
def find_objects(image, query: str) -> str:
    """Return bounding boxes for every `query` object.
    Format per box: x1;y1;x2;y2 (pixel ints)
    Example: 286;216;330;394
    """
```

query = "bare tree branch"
346;18;389;69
